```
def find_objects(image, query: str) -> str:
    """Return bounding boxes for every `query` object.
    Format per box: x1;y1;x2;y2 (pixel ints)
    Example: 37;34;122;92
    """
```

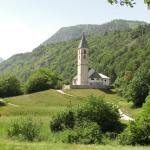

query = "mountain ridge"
43;19;146;45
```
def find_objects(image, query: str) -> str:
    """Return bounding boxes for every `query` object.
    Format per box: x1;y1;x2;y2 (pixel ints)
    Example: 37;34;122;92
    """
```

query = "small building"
72;68;110;87
71;33;110;89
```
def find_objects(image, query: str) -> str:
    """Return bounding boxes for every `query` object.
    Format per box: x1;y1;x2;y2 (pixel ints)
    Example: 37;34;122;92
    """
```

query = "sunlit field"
0;89;148;150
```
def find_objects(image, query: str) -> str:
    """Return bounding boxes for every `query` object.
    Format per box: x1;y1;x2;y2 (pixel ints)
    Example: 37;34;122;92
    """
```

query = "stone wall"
63;84;109;90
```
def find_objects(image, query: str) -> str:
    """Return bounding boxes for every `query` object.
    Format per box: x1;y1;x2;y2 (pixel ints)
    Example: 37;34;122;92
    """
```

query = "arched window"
84;49;86;54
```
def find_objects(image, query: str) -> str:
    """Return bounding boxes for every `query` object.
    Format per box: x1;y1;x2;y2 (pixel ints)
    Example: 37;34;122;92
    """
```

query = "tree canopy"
26;68;61;93
0;75;22;98
108;0;150;8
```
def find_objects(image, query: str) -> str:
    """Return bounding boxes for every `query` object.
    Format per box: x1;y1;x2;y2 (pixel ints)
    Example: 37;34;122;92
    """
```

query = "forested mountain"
0;23;149;86
43;19;146;45
0;57;3;63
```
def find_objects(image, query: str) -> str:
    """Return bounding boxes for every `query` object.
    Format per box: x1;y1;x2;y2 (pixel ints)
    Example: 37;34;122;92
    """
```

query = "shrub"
62;130;79;143
127;69;150;107
76;96;121;132
119;120;150;145
105;132;118;140
50;114;64;132
26;68;61;93
63;110;75;129
50;110;75;132
50;96;122;144
62;121;103;144
8;117;42;141
127;81;149;107
50;96;120;133
76;121;103;144
0;75;22;98
119;95;150;145
141;95;150;119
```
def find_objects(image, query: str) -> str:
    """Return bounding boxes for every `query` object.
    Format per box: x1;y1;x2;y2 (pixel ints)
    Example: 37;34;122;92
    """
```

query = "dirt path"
119;109;134;121
56;90;74;97
56;90;134;121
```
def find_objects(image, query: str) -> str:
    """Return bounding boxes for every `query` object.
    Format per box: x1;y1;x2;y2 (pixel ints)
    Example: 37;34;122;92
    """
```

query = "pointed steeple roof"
78;32;88;49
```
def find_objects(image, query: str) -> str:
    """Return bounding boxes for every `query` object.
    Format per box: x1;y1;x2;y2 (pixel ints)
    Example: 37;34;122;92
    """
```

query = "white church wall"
70;84;109;90
102;78;110;86
88;78;102;83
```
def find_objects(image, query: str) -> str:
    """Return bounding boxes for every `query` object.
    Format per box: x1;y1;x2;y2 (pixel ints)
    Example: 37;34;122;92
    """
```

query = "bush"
141;95;150;119
127;81;149;107
62;130;79;143
50;114;64;132
76;96;121;132
50;96;122;144
62;121;103;144
8;117;42;141
63;110;75;129
119;120;150;145
50;96;121;133
0;75;22;98
26;68;61;93
127;69;150;107
50;110;75;132
119;95;150;145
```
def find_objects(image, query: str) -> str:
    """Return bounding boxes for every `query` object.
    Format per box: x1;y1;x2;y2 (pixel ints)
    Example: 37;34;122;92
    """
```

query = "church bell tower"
77;33;88;85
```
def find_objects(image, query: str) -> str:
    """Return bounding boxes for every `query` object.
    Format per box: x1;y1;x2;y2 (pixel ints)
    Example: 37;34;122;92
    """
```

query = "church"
71;33;110;89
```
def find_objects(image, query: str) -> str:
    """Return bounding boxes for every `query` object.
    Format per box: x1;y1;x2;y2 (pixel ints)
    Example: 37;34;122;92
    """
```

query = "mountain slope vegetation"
43;19;146;45
0;23;149;86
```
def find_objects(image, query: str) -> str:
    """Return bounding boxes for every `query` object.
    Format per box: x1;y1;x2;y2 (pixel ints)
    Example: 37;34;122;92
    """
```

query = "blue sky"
0;0;149;59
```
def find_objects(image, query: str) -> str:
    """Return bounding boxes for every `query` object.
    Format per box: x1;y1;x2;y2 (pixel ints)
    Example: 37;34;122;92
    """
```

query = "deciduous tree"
108;0;150;8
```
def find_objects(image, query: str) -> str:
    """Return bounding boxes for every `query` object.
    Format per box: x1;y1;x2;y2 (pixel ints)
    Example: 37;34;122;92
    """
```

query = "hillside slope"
43;19;146;45
0;89;146;150
0;23;150;85
1;89;140;117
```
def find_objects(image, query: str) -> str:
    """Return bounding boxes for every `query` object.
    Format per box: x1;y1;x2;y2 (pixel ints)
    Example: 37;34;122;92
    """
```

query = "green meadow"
0;89;149;150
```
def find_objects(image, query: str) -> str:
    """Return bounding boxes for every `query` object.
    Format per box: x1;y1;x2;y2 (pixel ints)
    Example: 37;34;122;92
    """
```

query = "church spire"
78;32;88;49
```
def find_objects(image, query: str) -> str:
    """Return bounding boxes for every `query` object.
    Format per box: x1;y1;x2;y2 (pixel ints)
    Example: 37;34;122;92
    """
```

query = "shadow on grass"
130;104;142;109
0;100;7;107
99;89;116;94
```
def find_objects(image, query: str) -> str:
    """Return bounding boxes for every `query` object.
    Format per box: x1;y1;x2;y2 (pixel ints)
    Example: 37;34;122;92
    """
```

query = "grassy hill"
0;89;141;117
0;89;148;149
